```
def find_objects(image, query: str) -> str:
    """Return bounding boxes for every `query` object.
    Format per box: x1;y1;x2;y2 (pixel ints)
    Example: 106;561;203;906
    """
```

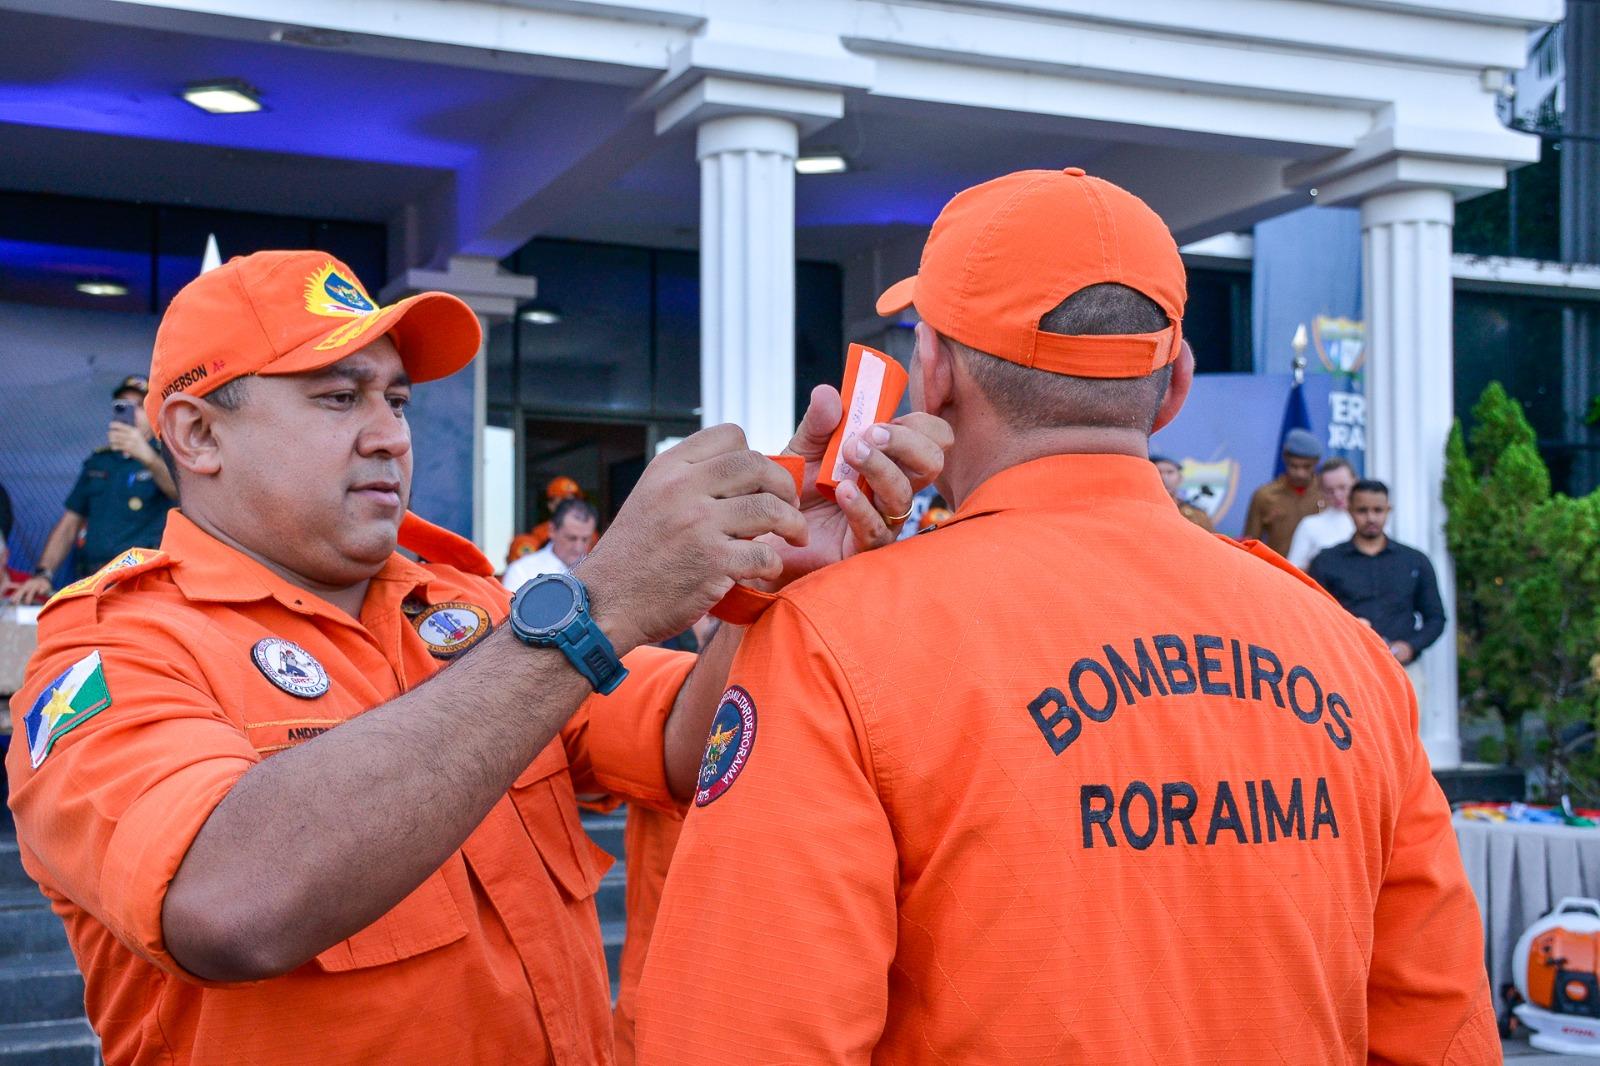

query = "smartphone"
111;399;138;426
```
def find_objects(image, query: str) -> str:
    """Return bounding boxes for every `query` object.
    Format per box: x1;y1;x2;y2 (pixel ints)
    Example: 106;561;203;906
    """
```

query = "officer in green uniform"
16;376;177;603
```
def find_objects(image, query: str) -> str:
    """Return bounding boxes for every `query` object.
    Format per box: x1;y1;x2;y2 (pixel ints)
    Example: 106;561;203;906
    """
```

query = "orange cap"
875;168;1186;379
147;251;481;434
545;476;582;501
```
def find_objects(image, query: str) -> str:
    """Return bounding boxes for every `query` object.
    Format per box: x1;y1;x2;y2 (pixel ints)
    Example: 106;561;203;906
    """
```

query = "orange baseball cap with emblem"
876;167;1186;379
145;250;481;432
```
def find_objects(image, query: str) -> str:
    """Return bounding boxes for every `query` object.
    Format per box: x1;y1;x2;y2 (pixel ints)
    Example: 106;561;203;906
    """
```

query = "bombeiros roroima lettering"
1027;631;1352;851
1028;632;1355;755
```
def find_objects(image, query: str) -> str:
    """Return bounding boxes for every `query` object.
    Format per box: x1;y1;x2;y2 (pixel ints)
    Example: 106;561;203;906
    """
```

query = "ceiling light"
520;308;562;326
76;280;128;297
795;153;849;176
182;80;263;115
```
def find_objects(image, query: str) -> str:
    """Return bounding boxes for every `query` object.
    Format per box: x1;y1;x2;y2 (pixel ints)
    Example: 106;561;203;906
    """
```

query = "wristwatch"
508;572;628;695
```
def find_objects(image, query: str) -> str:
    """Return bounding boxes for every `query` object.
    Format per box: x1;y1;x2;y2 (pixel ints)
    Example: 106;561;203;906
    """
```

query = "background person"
14;375;176;604
1151;452;1214;532
637;168;1493;1065
7;250;950;1066
1308;478;1446;666
1242;426;1323;557
502;497;598;589
506;475;586;567
1287;457;1357;571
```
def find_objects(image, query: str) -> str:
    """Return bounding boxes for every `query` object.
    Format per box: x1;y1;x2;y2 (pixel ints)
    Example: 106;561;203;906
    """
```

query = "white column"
1361;188;1460;767
697;114;798;454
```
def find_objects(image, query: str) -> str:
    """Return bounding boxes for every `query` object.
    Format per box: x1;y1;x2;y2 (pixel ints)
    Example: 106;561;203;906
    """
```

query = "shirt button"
1063;166;1086;177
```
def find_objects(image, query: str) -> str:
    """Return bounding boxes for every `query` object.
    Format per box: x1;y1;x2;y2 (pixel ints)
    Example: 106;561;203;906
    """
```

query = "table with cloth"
1454;813;1600;998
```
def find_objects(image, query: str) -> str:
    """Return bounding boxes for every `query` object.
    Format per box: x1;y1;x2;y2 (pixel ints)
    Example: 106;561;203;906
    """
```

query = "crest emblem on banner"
1176;457;1240;524
1312;315;1366;373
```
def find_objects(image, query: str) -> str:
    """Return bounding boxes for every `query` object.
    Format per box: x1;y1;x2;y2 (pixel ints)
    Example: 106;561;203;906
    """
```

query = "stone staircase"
0;807;633;1065
0;812;99;1065
583;810;630;1002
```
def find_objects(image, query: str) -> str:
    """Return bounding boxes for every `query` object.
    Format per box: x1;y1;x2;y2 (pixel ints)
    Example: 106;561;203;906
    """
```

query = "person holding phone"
14;375;176;603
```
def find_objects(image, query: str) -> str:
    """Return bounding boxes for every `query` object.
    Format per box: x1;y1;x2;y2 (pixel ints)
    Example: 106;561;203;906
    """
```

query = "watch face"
515;577;579;634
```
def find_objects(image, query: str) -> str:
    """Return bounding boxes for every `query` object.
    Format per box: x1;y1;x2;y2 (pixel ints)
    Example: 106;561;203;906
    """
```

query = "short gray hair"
953;283;1174;432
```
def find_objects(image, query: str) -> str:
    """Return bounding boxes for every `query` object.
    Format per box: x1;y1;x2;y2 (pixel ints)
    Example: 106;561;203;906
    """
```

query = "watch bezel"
510;572;586;641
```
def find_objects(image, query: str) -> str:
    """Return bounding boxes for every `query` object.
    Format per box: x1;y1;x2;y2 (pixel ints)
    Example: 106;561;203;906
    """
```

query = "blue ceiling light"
75;279;128;297
181;79;263;114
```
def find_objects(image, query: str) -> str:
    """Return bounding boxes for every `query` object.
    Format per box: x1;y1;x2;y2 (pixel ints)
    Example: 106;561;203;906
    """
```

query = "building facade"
0;0;1565;766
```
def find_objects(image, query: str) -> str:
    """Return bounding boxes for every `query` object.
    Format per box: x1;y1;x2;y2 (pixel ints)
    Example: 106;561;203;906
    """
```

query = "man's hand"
1390;641;1415;664
108;423;158;467
15;575;52;605
576;424;806;654
766;384;952;587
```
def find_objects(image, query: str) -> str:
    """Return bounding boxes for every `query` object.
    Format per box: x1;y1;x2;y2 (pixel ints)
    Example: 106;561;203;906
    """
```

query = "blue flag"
1273;380;1312;477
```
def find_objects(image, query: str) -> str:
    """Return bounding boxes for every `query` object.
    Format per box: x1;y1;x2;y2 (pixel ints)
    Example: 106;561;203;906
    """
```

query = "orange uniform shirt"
7;511;694;1066
611;805;685;1066
637;454;1494;1065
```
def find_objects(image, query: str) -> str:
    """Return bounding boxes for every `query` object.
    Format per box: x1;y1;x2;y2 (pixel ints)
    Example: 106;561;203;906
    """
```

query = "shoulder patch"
695;686;758;807
24;651;112;768
43;548;169;610
412;601;492;659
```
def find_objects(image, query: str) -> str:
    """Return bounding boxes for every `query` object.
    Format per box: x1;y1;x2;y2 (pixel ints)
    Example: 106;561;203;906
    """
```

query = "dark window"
511;241;652;415
1454;290;1573;488
1183;266;1253;373
0;189;386;315
0;191;152;313
1455;149;1562;262
653;250;700;416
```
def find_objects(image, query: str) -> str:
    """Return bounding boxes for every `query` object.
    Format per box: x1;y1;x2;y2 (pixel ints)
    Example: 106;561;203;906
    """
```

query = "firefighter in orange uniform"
6;251;947;1065
636;170;1495;1064
610;803;685;1066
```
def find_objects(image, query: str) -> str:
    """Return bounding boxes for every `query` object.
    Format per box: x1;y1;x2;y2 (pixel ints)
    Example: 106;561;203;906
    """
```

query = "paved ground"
1505;1034;1600;1062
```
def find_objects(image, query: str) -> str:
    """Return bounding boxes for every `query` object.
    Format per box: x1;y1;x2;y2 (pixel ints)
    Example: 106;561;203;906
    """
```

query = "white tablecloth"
1455;815;1600;996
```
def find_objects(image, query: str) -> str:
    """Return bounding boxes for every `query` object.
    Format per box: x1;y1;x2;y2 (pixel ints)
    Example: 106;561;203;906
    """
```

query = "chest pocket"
508;740;611;903
313;862;469;972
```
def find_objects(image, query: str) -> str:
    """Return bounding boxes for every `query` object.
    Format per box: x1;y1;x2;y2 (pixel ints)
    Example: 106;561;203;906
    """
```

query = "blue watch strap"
555;613;629;695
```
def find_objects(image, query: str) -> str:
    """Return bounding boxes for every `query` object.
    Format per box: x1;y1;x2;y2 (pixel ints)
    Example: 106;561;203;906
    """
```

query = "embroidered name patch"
695;686;757;807
413;602;491;659
25;651;112;768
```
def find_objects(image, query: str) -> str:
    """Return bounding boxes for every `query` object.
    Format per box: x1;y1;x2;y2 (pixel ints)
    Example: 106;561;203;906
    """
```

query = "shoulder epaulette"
398;512;493;577
1216;535;1332;598
42;548;171;612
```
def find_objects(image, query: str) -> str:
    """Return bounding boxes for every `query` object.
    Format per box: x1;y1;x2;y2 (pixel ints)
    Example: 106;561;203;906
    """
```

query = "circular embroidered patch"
695;685;758;807
413;602;492;659
251;638;331;699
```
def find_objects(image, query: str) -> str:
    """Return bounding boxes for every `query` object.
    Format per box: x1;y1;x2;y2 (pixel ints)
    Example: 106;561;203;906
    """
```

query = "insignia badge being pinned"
251;639;331;699
24;651;111;769
413;602;491;659
695;686;758;807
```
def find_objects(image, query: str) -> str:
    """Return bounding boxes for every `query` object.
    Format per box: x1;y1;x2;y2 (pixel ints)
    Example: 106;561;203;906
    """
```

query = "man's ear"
159;395;224;481
1152;339;1195;433
913;321;956;418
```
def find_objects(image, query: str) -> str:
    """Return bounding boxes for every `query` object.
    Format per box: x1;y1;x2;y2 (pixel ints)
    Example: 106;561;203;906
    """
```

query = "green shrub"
1444;383;1600;800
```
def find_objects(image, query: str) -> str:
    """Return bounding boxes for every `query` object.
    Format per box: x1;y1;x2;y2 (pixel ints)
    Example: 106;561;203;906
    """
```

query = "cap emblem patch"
305;262;376;318
304;262;395;352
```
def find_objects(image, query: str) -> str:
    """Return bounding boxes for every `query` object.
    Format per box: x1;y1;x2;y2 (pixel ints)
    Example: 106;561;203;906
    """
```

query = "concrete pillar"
696;114;799;453
1360;187;1460;767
